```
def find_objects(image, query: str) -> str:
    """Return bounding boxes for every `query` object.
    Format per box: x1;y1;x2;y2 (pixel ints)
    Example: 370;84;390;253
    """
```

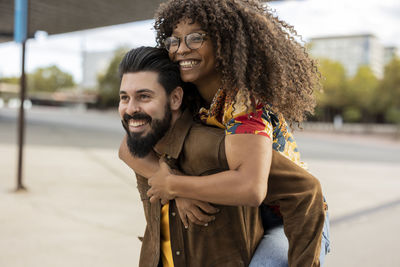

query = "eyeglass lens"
165;33;205;52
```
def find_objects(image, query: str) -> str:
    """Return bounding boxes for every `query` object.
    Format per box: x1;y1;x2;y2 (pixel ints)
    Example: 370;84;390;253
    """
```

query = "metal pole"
16;39;27;191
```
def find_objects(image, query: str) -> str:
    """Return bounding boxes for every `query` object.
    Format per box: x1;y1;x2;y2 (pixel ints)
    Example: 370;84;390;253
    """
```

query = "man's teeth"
179;60;200;68
129;120;147;127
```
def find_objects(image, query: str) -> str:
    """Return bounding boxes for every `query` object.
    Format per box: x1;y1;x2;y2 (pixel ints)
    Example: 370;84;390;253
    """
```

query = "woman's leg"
319;210;331;266
250;205;330;267
250;206;288;267
249;225;289;267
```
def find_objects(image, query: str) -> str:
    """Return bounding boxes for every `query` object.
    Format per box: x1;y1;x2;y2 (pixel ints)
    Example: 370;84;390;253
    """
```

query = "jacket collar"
154;109;194;160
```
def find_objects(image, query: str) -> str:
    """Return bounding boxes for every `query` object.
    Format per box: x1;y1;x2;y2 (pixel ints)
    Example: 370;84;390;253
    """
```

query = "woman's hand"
175;198;219;228
147;160;175;204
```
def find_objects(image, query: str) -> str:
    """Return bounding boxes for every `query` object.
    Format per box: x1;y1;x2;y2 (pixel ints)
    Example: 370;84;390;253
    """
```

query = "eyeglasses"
164;32;207;53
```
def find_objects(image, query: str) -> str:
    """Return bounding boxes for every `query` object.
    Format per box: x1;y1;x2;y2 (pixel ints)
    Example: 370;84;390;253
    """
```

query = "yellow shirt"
160;203;174;267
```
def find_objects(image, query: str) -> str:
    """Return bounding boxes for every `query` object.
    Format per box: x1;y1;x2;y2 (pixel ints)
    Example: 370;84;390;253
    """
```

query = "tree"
347;65;378;122
28;65;75;92
0;76;19;84
97;47;129;108
379;57;400;123
314;59;348;121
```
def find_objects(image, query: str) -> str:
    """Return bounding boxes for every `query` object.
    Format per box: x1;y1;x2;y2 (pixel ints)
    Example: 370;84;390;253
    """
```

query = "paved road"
1;107;399;267
294;132;400;266
295;131;400;164
3;107;400;162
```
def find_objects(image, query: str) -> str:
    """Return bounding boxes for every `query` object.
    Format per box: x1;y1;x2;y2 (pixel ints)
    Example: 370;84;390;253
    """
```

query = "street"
1;107;399;267
295;132;400;266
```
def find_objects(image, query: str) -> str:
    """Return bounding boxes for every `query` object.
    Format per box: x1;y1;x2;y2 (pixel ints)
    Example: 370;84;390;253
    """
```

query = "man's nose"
126;99;141;115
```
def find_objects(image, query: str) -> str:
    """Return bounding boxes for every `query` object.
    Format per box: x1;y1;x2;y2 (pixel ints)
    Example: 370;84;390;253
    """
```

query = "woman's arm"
147;134;272;206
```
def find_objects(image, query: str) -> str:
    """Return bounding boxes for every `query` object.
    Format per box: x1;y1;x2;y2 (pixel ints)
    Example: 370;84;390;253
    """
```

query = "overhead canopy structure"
0;0;277;43
0;0;165;43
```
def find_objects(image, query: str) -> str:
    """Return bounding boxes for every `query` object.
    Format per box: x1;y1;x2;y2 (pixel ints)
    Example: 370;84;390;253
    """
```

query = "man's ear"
169;86;183;111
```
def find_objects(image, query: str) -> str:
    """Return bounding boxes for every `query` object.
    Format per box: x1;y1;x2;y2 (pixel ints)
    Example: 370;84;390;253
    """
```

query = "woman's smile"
178;59;201;70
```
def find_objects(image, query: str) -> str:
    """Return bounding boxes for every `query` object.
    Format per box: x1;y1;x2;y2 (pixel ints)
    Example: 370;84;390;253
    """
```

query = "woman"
120;0;329;266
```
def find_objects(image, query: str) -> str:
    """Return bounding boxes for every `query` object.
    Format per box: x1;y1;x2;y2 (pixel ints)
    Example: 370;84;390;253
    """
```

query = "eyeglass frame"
164;32;208;53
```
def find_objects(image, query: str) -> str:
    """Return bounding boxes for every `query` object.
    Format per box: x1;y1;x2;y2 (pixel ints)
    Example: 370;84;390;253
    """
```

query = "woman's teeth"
179;60;200;68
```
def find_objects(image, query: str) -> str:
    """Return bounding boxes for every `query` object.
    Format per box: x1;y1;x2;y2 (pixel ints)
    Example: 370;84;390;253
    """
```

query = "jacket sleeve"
264;150;326;267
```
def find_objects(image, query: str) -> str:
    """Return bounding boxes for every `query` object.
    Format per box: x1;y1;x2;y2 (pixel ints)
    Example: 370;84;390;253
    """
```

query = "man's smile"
123;113;152;134
128;119;150;133
129;119;148;127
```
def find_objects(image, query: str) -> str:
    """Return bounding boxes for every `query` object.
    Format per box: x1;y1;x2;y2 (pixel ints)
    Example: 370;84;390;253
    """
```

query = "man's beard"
122;105;171;158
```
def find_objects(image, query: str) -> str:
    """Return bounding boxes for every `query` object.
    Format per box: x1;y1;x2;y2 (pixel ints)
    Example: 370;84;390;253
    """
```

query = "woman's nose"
176;39;191;55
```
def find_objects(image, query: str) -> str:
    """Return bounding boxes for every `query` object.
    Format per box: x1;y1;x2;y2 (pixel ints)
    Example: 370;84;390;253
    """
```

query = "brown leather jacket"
136;110;325;267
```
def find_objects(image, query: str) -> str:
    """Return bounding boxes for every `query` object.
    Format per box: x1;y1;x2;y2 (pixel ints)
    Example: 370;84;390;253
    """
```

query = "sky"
0;0;399;83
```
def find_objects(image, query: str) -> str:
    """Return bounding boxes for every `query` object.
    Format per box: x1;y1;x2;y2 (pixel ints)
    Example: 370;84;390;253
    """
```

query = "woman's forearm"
169;169;268;206
168;134;272;206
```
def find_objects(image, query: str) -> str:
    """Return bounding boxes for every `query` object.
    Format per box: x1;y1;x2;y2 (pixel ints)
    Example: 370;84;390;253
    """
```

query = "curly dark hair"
154;0;320;123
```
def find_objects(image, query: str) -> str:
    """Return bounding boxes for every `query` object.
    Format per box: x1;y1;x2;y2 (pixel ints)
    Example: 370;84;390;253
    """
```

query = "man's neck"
170;109;182;126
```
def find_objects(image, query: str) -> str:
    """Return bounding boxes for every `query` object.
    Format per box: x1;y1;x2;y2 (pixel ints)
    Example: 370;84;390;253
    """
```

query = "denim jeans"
249;206;330;267
320;211;331;266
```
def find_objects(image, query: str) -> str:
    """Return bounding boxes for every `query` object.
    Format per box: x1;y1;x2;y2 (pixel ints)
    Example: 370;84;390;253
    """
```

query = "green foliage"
317;59;348;108
28;65;75;92
347;65;379;121
313;59;348;120
0;76;20;84
313;57;399;123
97;47;129;108
343;107;362;122
385;107;400;124
380;57;400;122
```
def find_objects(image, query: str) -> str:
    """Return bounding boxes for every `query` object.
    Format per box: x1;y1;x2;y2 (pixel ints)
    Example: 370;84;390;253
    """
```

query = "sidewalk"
0;117;145;267
1;107;400;266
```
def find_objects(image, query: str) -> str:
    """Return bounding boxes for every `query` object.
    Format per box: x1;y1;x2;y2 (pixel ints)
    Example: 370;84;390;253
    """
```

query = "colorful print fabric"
199;88;306;168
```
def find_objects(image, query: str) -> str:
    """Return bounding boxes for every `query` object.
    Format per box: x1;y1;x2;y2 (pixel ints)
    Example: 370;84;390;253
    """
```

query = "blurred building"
81;50;115;89
384;46;398;65
309;34;385;79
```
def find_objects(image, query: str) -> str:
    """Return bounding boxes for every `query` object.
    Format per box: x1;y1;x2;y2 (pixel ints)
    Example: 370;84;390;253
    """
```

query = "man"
118;47;326;267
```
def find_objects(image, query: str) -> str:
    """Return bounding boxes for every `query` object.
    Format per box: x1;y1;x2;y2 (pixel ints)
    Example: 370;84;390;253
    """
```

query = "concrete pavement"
0;109;145;267
1;107;400;266
295;131;400;267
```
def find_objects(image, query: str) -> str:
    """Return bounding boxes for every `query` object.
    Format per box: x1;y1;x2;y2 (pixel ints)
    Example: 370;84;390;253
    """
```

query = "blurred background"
0;0;399;266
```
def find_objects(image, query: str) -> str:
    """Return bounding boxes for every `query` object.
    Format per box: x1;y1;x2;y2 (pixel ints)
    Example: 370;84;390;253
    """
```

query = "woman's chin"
180;73;198;83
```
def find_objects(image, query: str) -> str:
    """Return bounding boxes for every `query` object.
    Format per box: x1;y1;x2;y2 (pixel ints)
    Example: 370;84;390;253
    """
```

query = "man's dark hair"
119;46;181;95
119;46;205;113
